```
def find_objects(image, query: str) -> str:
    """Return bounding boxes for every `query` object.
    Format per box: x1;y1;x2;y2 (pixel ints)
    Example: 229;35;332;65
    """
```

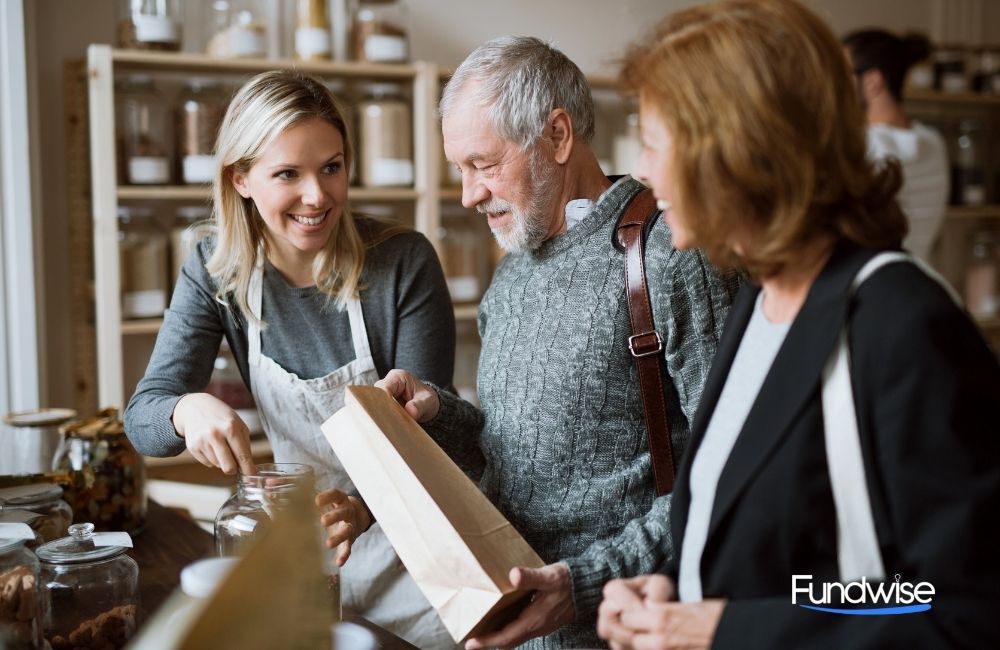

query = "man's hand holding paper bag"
320;383;561;644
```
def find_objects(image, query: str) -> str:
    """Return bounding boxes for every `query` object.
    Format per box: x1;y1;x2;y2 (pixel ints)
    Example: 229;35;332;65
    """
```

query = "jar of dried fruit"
0;537;44;650
37;523;138;650
54;409;147;535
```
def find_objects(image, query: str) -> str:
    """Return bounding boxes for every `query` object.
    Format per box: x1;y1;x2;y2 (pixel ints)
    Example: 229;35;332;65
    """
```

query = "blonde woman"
124;70;457;647
599;1;1000;648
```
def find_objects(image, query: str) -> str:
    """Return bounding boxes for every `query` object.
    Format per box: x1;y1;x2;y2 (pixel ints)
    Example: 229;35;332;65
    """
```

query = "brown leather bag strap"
616;188;675;496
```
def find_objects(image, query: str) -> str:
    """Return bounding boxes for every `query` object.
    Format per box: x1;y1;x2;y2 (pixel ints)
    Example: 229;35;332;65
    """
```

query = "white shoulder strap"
821;251;959;582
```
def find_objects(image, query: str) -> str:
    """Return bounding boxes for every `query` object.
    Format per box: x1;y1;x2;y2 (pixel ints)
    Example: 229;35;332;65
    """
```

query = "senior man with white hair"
323;36;740;649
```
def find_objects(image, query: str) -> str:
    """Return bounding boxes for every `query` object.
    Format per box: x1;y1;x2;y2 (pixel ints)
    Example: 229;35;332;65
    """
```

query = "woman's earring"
657;199;672;211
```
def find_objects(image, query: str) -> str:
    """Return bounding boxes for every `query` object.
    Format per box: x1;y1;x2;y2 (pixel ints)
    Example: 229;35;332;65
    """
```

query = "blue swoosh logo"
799;604;932;616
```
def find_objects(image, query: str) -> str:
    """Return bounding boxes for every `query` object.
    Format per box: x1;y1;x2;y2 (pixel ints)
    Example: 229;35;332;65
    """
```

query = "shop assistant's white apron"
246;264;457;649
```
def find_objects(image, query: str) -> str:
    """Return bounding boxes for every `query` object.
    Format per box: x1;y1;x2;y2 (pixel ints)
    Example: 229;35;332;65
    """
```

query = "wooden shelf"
454;304;478;321
121;319;163;335
907;89;1000;107
117;185;420;202
109;48;417;79
946;205;1000;220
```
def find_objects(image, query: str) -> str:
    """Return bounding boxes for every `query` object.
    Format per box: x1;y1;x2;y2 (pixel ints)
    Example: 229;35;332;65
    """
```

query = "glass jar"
205;0;268;59
176;79;226;185
54;410;147;535
351;0;409;63
973;48;1000;95
171;205;211;288
952;119;986;206
117;0;181;52
934;47;968;93
0;538;44;650
357;83;413;187
118;206;169;319
295;0;332;61
965;231;998;319
37;523;138;650
117;76;173;185
0;484;73;548
1;409;77;476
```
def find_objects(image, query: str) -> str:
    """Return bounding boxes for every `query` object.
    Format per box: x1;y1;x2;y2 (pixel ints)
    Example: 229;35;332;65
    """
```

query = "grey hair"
440;36;595;148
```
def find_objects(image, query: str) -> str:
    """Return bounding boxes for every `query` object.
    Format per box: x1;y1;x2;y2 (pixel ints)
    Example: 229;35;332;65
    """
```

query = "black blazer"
669;242;1000;648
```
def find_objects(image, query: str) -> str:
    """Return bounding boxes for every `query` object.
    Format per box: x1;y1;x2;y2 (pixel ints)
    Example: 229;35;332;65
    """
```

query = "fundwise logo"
792;573;934;615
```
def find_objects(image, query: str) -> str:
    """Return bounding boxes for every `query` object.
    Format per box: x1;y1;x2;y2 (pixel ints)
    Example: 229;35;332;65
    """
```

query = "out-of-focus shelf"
454;304;478;321
907;89;1000;106
109;49;417;79
977;317;1000;333
946;205;1000;220
440;187;462;201
117;185;420;202
121;319;162;335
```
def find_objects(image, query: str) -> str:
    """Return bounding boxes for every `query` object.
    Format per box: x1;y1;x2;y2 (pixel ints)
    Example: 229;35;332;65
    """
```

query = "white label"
0;523;35;541
369;158;413;186
447;276;479;302
128;156;170;184
93;531;134;548
0;511;42;524
963;185;986;206
134;15;179;44
228;515;258;534
123;289;166;318
295;27;331;59
941;73;967;94
364;34;407;62
183;155;217;184
230;28;267;58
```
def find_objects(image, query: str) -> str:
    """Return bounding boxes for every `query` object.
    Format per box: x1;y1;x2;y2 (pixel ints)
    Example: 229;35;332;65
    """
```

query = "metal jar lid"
36;523;128;564
0;483;64;507
3;408;77;428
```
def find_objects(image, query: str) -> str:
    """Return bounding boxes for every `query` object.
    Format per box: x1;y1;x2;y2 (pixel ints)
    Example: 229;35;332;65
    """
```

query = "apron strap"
247;262;265;366
346;298;373;361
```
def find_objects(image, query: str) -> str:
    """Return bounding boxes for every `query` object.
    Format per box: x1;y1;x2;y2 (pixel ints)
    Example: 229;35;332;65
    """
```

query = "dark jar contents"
54;409;147;535
0;539;44;650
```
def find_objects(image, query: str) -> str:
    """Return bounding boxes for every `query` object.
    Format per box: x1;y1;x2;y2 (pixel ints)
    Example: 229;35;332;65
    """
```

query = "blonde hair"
621;0;906;277
207;70;371;326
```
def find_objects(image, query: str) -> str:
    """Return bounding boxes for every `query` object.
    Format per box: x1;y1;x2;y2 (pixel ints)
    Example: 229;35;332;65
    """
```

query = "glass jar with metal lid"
37;523;138;650
0;484;73;548
0;537;44;650
2;408;77;476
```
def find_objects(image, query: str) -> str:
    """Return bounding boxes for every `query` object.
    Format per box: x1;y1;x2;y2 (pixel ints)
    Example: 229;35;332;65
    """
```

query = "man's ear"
547;109;574;165
861;68;885;100
231;168;252;199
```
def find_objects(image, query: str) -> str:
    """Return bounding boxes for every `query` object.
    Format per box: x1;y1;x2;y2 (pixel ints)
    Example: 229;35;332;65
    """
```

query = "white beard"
477;148;560;253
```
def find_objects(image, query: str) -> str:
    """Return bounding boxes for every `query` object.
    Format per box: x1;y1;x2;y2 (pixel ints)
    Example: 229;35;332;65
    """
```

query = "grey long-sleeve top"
125;220;456;456
422;177;742;650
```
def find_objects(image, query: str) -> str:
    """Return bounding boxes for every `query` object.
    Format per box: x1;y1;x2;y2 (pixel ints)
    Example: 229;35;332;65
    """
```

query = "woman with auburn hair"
598;1;1000;648
124;70;458;647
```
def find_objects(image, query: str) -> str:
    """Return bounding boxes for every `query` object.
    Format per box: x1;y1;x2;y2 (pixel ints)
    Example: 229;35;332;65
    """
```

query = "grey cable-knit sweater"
423;177;741;649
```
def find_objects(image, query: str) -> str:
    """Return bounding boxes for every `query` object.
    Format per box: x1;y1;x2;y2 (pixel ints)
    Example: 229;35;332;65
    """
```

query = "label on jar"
134;15;180;44
230;27;267;58
0;510;41;524
128;156;170;184
183;155;217;184
941;72;968;94
228;515;258;534
447;276;480;302
296;27;331;59
93;531;134;548
0;522;35;541
369;158;414;186
364;34;408;62
123;289;167;319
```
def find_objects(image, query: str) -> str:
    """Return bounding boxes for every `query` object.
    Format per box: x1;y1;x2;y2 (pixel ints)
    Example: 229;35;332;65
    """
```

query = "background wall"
25;0;1000;409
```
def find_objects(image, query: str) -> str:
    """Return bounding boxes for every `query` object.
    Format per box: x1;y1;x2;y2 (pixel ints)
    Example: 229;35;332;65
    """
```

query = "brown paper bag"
322;385;544;643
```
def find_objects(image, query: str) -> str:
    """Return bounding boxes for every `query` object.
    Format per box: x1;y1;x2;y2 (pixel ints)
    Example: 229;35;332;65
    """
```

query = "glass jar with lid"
117;75;173;185
0;484;73;549
295;0;332;61
118;206;169;320
0;537;44;650
117;0;181;52
205;0;269;59
952;119;986;206
37;523;138;650
965;231;998;319
176;79;226;185
1;409;77;476
171;205;211;288
357;83;413;187
351;0;409;63
54;409;147;535
934;46;968;93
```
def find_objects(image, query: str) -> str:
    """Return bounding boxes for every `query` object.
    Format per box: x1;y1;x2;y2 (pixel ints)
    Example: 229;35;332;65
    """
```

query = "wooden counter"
128;500;418;649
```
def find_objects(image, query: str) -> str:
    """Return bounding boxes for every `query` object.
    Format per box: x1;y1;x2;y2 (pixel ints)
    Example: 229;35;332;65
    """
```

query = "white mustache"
476;199;514;215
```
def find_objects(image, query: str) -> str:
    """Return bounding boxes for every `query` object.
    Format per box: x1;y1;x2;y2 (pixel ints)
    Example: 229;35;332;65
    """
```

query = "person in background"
599;1;1000;648
318;36;740;649
843;29;950;263
123;70;458;648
